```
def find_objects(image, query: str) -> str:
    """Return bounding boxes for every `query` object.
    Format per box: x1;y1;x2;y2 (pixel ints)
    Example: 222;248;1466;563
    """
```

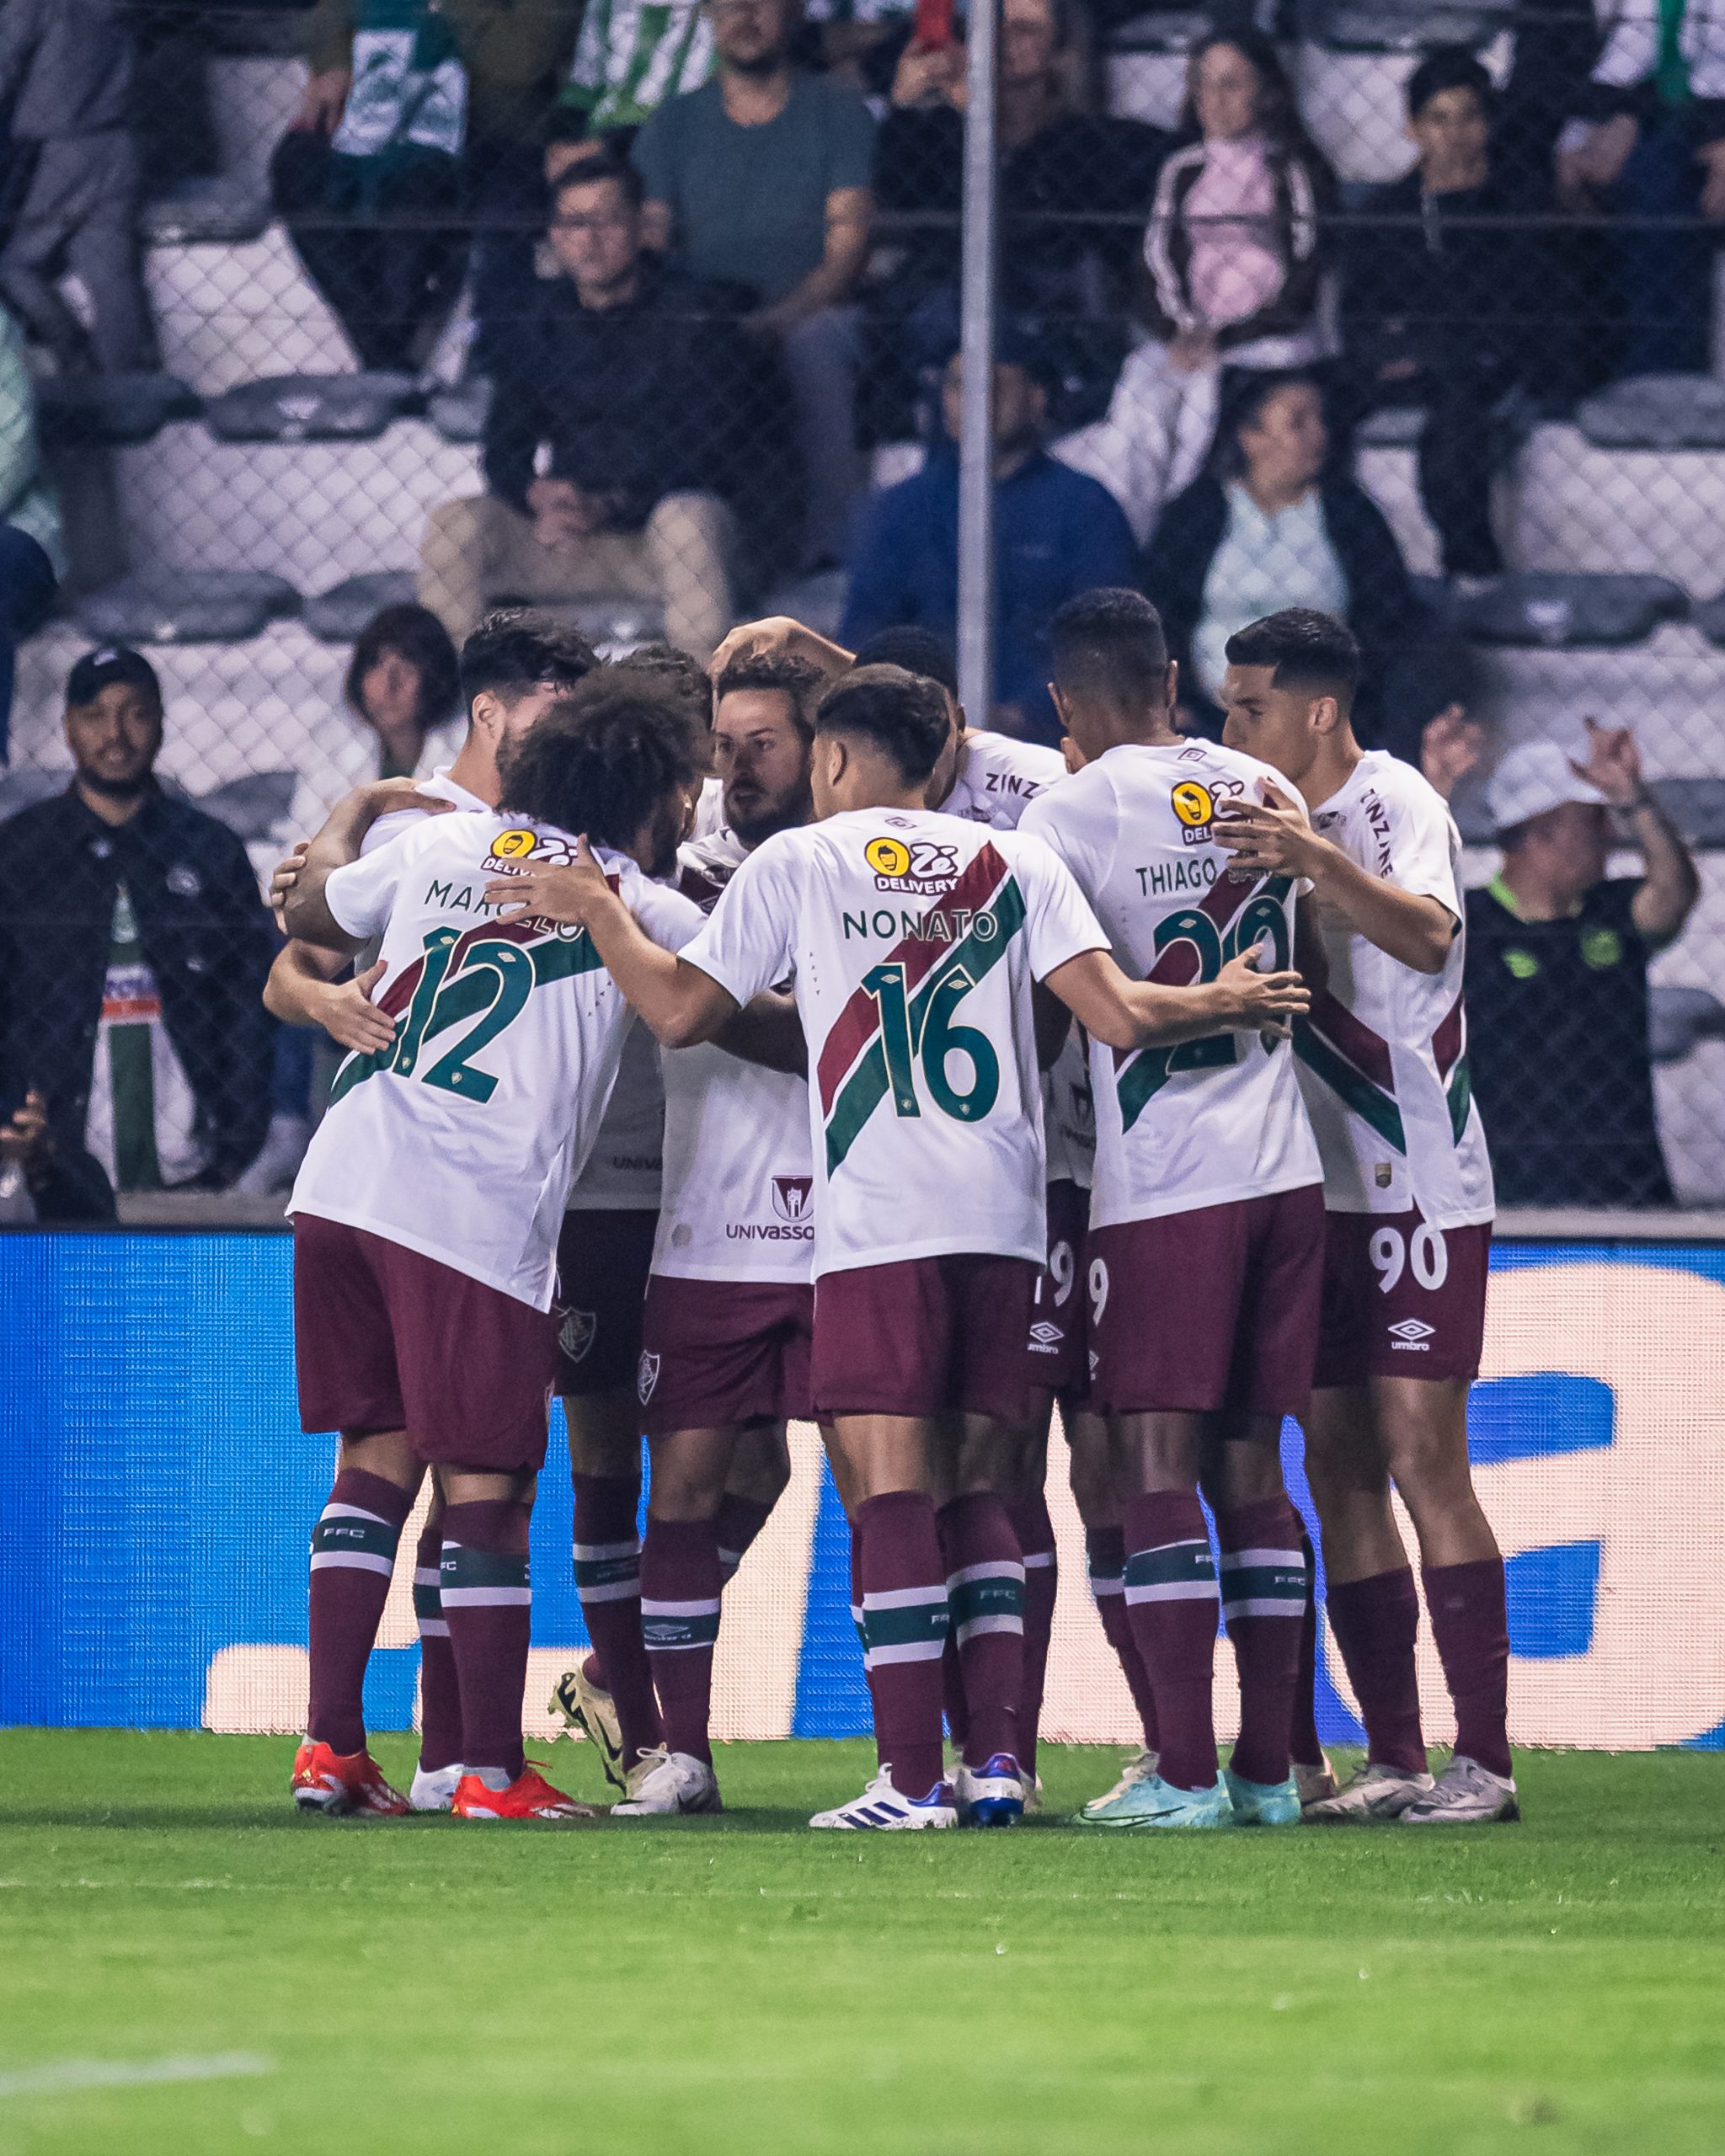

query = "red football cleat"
291;1739;411;1817
451;1764;594;1822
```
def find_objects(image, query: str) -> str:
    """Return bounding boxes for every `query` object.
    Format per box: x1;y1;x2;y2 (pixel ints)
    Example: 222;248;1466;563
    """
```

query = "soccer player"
484;664;1309;1828
280;678;708;1822
1215;608;1513;1826
1021;590;1325;1831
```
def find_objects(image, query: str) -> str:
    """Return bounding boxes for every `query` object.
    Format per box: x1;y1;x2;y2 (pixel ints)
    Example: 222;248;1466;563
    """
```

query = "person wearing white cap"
1463;719;1698;1209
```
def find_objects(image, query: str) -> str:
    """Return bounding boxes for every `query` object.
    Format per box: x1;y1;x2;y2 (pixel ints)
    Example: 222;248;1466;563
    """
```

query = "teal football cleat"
1223;1768;1301;1826
1071;1772;1234;1829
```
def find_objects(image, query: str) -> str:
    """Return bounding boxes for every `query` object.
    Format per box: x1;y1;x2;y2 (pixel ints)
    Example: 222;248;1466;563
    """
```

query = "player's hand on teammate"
270;841;308;931
312;960;398;1056
1214;782;1327;883
708;616;853;682
1214;942;1310;1036
483;835;615;926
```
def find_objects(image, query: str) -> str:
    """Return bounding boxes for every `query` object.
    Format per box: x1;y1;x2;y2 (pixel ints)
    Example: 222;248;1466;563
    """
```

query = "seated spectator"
1465;728;1700;1207
0;0;158;376
1144;370;1424;746
632;0;874;568
290;602;464;834
1555;0;1725;376
1055;28;1334;547
840;338;1138;743
469;108;616;373
0;523;56;765
419;155;789;658
0;302;61;570
0;648;276;1205
1338;50;1546;584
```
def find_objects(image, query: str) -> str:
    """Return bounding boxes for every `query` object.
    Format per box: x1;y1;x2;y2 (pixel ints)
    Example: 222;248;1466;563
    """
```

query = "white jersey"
679;808;1107;1278
939;730;1065;830
1021;739;1322;1228
651;828;815;1283
290;812;689;1307
1296;750;1494;1228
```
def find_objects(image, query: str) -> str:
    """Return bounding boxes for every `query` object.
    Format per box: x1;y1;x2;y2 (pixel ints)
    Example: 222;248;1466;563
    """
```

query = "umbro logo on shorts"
559;1309;597;1364
638;1351;661;1403
1028;1321;1065;1353
1387;1318;1435;1348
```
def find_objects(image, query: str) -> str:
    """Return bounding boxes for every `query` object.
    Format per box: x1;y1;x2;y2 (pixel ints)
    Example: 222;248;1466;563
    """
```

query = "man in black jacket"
0;647;276;1209
419;152;792;658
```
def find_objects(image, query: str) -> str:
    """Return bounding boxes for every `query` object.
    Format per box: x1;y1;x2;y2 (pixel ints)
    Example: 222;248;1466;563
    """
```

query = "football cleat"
1072;1771;1234;1830
954;1753;1024;1828
1224;1768;1301;1826
1021;1770;1044;1817
451;1764;595;1822
1400;1755;1519;1825
547;1658;626;1791
409;1761;463;1813
291;1739;410;1818
1303;1759;1435;1822
611;1747;723;1817
809;1766;957;1831
1076;1746;1160;1822
1293;1753;1338;1808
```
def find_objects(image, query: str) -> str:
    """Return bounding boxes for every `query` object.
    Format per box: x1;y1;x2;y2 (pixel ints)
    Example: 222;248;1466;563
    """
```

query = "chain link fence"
3;0;1723;1214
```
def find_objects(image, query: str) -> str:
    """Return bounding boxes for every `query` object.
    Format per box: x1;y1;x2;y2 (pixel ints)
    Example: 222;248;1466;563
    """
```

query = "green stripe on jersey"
1293;1020;1407;1153
1447;1055;1473;1144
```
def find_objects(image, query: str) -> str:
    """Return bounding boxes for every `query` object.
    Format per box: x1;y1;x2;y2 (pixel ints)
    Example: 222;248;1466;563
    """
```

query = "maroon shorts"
1313;1207;1491;1389
1027;1178;1090;1400
638;1273;814;1435
554;1207;657;1397
293;1213;557;1470
811;1253;1037;1422
1085;1183;1327;1419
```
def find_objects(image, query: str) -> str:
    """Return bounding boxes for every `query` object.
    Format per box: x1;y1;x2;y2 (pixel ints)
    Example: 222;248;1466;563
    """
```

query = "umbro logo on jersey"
637;1352;660;1404
771;1175;814;1225
1028;1321;1065;1353
1388;1318;1434;1348
559;1309;597;1364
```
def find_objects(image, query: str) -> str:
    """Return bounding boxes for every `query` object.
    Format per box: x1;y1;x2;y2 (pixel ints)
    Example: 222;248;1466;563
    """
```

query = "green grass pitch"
0;1735;1720;2156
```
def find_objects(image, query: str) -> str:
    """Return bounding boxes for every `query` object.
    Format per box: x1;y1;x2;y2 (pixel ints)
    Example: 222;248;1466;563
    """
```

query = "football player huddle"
271;592;1514;1833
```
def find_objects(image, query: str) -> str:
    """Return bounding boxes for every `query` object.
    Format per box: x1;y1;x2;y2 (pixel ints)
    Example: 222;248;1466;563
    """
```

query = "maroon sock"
1123;1492;1219;1793
850;1528;884;1769
441;1498;532;1780
937;1493;1025;1769
640;1516;722;1764
1326;1566;1428;1777
1290;1527;1324;1770
856;1492;949;1799
1086;1525;1160;1752
1423;1557;1512;1780
414;1507;463;1774
1216;1497;1308;1787
307;1468;414;1758
1007;1495;1057;1780
572;1472;663;1768
714;1492;774;1584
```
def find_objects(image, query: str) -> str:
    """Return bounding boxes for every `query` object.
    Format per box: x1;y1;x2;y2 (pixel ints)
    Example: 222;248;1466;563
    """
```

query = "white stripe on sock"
309;1551;393;1576
414;1566;441;1588
1222;1596;1305;1620
417;1618;451;1638
1220;1547;1303;1570
954;1614;1025;1645
867;1639;948;1666
862;1585;948;1612
1124;1581;1220;1604
945;1561;1026;1590
321;1503;389;1526
639;1598;722;1620
441;1587;531;1608
1023;1550;1055;1571
578;1580;643;1604
573;1540;639;1561
1088;1576;1124;1598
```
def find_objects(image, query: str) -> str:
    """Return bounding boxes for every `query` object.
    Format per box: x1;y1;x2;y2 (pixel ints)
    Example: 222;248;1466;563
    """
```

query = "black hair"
1406;45;1493;120
1049;588;1169;706
611;641;713;729
457;609;598;713
713;650;826;740
1219;367;1325;480
496;675;703;851
850;626;959;696
1223;608;1360;701
1180;25;1326;163
344;602;461;734
551;152;644;214
541;105;593;147
814;664;950;785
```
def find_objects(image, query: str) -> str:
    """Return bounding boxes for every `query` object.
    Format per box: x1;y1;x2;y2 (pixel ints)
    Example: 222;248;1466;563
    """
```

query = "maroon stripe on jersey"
815;844;1011;1112
1432;991;1464;1078
1142;870;1265;988
1309;986;1396;1091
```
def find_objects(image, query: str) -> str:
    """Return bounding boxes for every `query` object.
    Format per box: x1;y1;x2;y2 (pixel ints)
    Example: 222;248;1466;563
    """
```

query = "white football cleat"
1303;1759;1435;1822
1079;1746;1159;1819
1020;1770;1044;1817
1293;1753;1338;1808
611;1747;723;1817
1400;1754;1519;1825
809;1766;957;1830
547;1661;626;1791
409;1761;463;1813
953;1753;1024;1828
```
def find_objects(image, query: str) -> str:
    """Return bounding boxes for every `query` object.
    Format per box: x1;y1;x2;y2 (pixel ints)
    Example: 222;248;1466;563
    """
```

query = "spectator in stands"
1339;50;1544;585
0;0;158;376
1465;729;1699;1207
1555;0;1725;376
0;522;56;766
1144;370;1423;745
0;648;276;1206
419;156;788;658
291;603;464;835
1055;27;1334;547
0;303;61;572
632;0;874;568
840;338;1138;743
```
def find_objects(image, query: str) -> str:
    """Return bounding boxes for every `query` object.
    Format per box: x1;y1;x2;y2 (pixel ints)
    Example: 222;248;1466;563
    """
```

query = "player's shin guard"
1086;1525;1160;1753
1122;1493;1219;1793
640;1516;722;1765
857;1492;951;1799
937;1493;1025;1771
714;1492;774;1586
1423;1557;1512;1780
1216;1498;1308;1787
307;1468;414;1758
571;1473;663;1769
1290;1527;1325;1771
1007;1495;1057;1779
414;1506;462;1774
441;1500;532;1781
1326;1566;1428;1777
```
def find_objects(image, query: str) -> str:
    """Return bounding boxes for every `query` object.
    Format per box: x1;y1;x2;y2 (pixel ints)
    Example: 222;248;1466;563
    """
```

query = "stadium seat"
203;373;421;445
74;570;300;646
1356;404;1427;447
1103;8;1210;128
36;372;200;447
140;179;271;249
1299;0;1516;51
305;572;419;643
1445;573;1687;648
0;765;68;819
428;379;492;445
1684;593;1725;648
1649;985;1725;1063
1574;374;1725;451
1511;421;1725;594
1650;776;1725;846
196;769;301;842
